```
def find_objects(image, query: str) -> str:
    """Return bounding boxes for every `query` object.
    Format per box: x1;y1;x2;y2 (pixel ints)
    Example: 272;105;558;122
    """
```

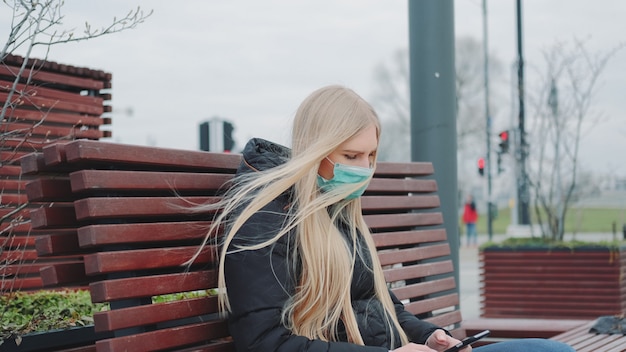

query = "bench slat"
64;140;241;171
1;262;50;275
73;197;220;220
373;162;434;177
378;243;451;266
93;296;219;332
25;178;73;202
95;321;231;352
2;121;105;139
1;248;39;261
90;270;216;303
0;207;30;219
42;142;70;166
83;246;215;275
175;343;235;352
69;170;233;193
366;178;438;193
0;179;26;191
483;286;619;296
35;231;82;255
0;164;23;176
77;222;212;247
392;277;457;300
362;195;439;211
1;151;28;164
19;152;47;175
482;307;620;319
1;231;35;246
372;229;447;247
384;260;454;282
424;310;464;333
10;81;104;107
385;261;454;283
483;275;622;286
365;212;443;230
405;293;460;317
0;64;105;90
0;92;103;115
0;193;28;204
1;276;43;291
483;263;620;274
30;206;77;229
12;109;106;127
40;262;89;286
465;318;590;339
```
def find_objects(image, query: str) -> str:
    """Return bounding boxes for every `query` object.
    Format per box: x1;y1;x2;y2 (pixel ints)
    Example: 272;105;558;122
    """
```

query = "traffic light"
199;121;210;151
199;119;235;152
223;121;235;152
498;130;510;154
478;157;485;176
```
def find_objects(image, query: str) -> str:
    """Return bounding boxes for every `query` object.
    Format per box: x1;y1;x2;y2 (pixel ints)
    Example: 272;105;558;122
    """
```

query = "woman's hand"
391;344;437;352
425;329;471;352
391;329;472;352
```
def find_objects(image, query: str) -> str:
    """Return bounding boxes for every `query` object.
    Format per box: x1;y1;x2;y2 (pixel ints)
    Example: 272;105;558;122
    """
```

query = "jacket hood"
238;138;291;175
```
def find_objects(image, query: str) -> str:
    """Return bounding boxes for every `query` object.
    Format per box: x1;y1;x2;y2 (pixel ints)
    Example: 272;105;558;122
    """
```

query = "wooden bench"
463;318;589;346
23;140;463;352
0;53;111;293
551;319;626;352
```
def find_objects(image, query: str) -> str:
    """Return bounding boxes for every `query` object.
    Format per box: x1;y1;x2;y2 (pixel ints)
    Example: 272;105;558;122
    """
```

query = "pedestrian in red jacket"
463;195;478;246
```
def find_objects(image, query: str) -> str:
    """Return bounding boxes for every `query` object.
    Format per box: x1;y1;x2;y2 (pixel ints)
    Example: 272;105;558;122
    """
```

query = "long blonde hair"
192;85;408;347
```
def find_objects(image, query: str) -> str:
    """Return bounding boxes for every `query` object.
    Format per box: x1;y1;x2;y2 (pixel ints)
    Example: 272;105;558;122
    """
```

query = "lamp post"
482;0;494;240
516;0;531;225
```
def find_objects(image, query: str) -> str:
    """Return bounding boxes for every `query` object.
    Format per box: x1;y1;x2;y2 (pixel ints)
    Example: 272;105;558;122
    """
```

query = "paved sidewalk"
457;232;620;320
459;243;482;319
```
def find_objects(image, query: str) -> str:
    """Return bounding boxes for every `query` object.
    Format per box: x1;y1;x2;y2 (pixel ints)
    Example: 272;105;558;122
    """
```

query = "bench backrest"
24;140;462;352
0;54;111;293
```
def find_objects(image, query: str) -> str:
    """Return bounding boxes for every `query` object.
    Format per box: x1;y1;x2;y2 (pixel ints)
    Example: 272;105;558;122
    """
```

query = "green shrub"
151;289;218;303
0;288;219;344
0;290;107;344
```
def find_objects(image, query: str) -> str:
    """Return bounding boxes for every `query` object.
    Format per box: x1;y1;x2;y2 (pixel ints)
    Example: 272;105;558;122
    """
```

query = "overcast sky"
2;1;625;176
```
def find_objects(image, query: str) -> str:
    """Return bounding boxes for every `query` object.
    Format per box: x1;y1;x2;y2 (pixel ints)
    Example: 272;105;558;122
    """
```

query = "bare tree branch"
526;39;624;241
2;1;152;61
371;37;505;166
0;0;151;302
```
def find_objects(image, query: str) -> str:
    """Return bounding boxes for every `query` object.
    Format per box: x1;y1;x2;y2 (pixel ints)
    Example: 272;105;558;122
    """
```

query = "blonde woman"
194;86;574;352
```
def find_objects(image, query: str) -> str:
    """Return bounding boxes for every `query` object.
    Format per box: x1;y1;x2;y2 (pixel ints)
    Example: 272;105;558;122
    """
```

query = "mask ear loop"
318;157;336;181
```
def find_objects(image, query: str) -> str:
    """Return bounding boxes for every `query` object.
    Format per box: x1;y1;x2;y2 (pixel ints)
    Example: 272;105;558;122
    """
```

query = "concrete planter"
0;326;111;352
480;245;626;319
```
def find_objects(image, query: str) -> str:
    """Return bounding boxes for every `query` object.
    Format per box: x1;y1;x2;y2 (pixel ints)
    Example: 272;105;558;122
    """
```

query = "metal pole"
408;0;458;280
516;0;530;224
483;0;494;241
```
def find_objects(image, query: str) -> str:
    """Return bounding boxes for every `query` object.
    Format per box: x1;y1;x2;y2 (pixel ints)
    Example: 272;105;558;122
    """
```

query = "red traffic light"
498;130;510;153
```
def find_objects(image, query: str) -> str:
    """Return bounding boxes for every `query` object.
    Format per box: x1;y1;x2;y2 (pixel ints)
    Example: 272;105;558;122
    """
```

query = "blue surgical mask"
317;158;374;200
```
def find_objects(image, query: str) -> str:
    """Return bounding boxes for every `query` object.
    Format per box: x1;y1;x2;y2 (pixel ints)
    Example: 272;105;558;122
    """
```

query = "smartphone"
443;330;490;352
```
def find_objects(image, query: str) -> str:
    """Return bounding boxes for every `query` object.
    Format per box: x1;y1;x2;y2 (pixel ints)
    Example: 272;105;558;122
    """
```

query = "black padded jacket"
223;138;442;352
